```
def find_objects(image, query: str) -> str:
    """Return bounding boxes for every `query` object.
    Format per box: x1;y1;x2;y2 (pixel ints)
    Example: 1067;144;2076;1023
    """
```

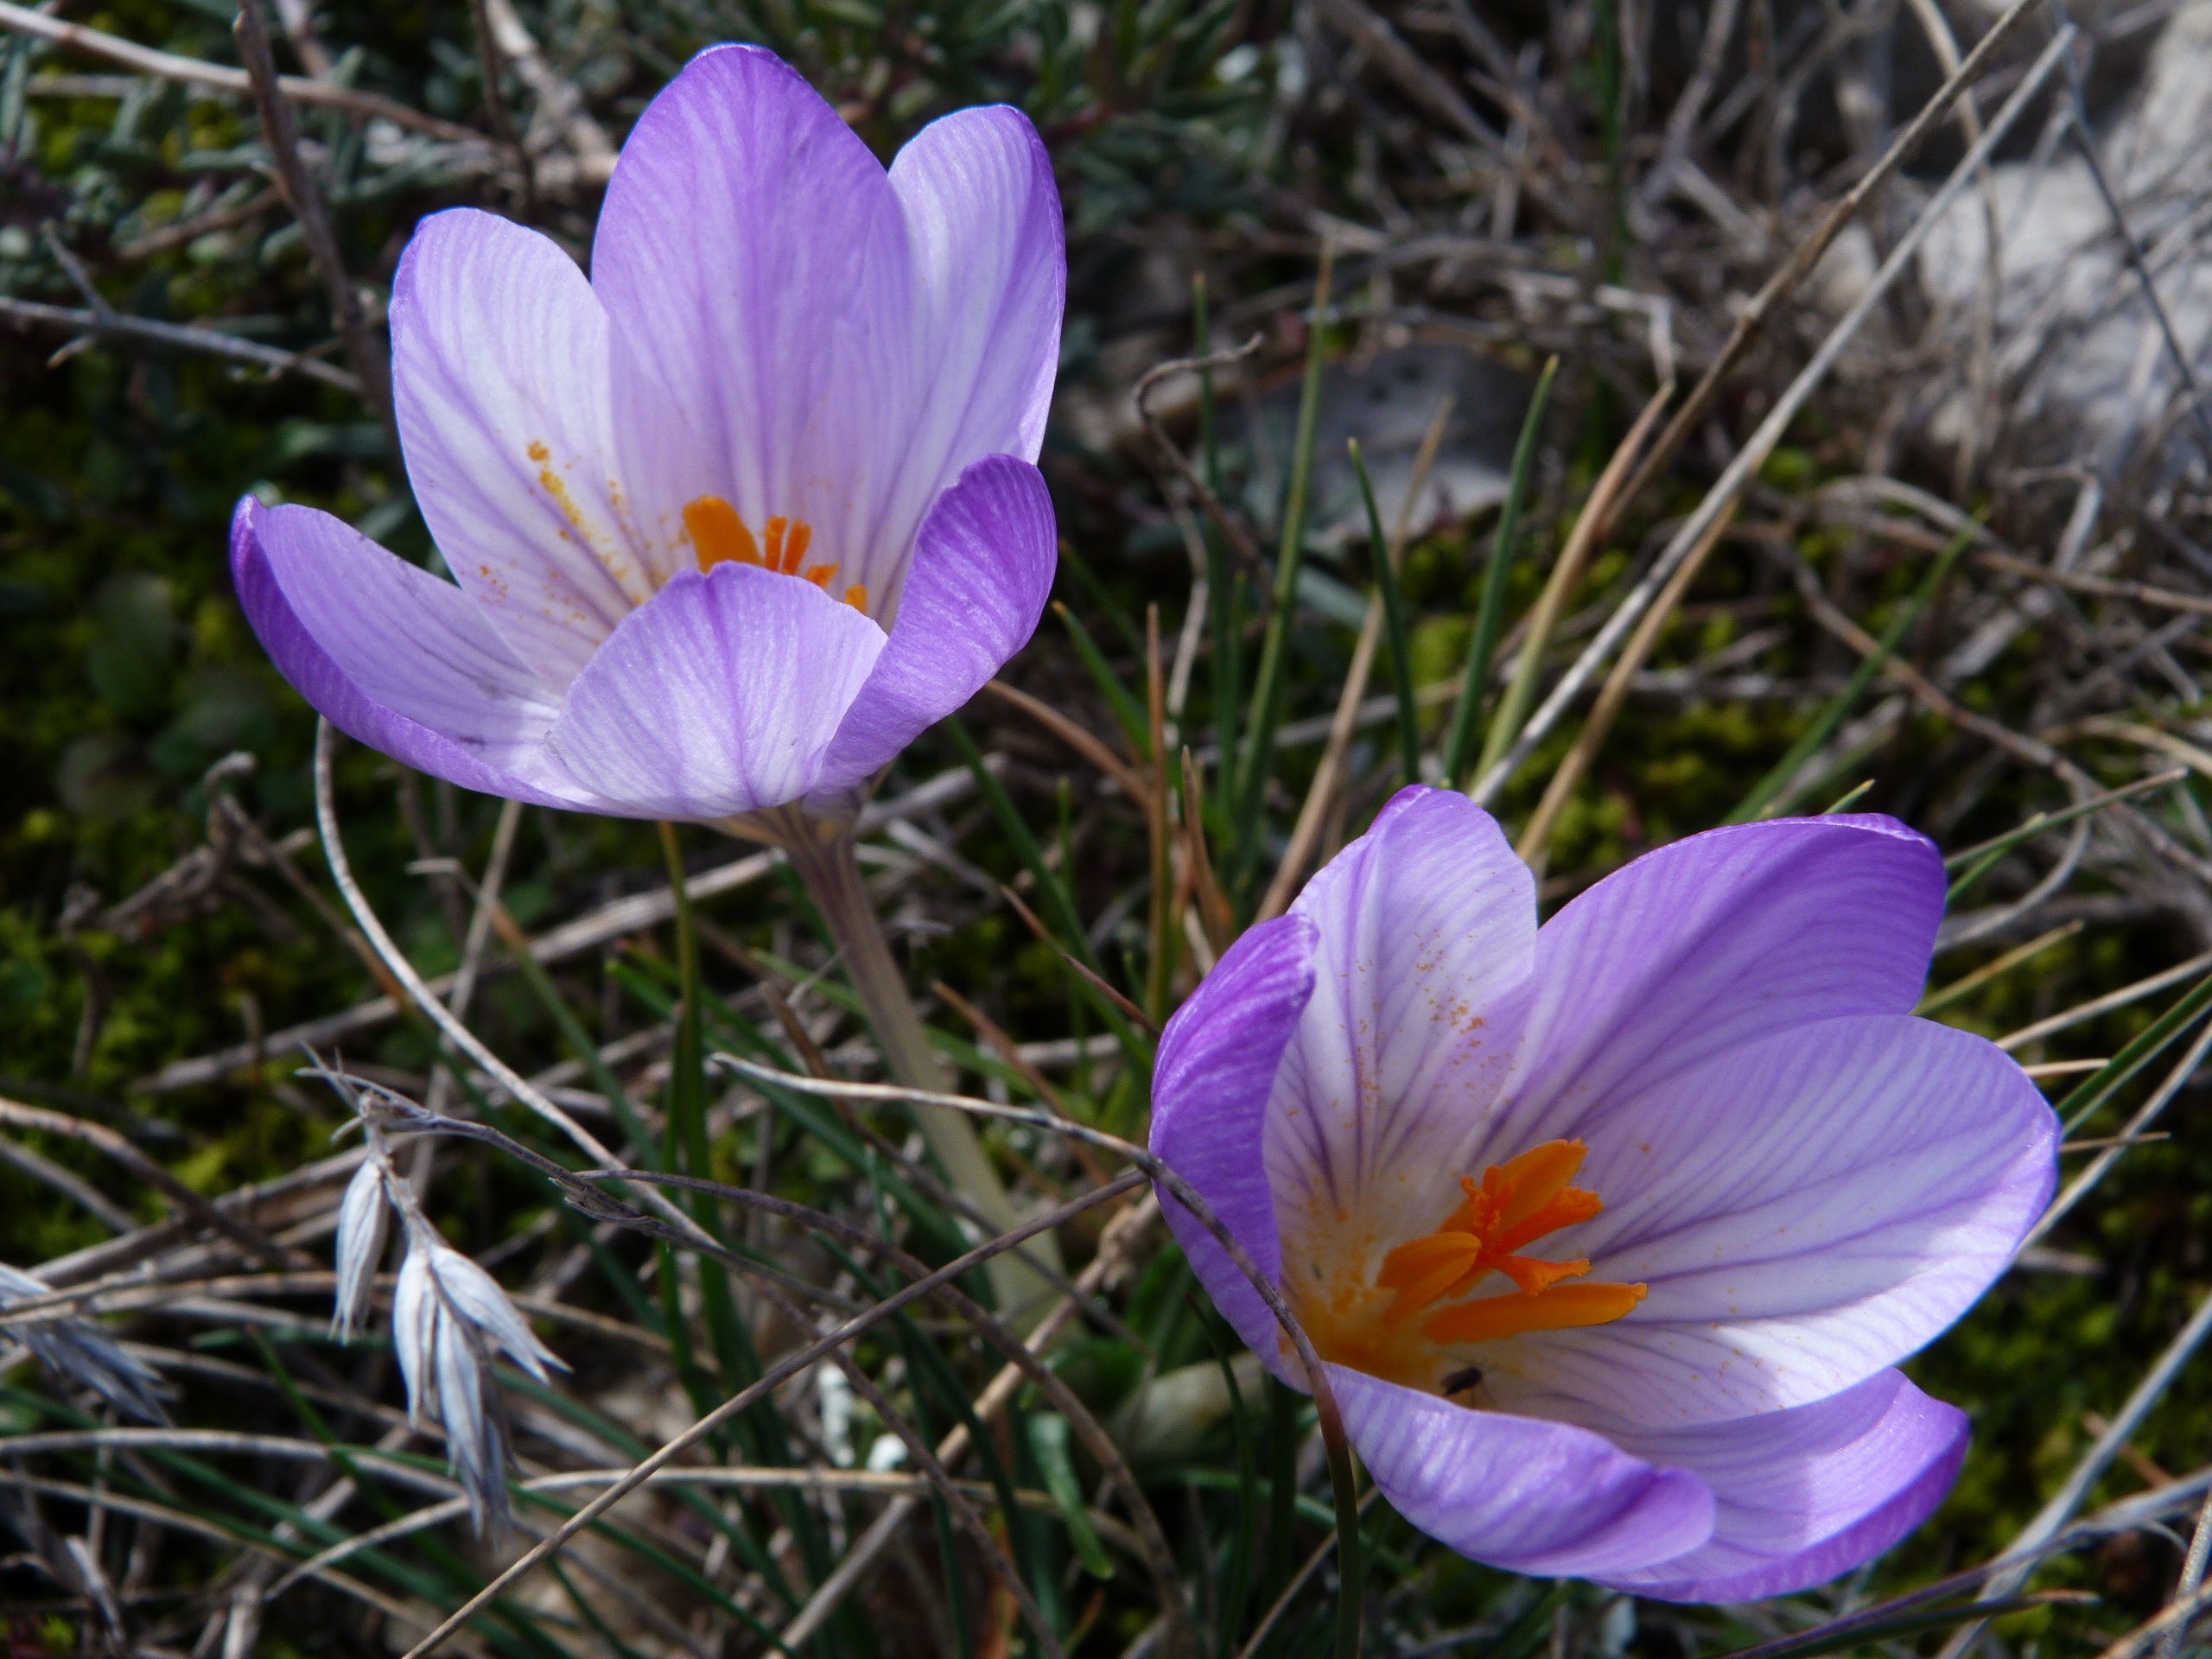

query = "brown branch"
0;1097;308;1269
232;0;398;454
0;294;359;391
0;1;489;145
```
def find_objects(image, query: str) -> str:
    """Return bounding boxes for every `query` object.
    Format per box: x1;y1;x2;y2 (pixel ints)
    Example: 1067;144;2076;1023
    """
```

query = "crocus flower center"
1292;1139;1645;1400
1376;1139;1645;1346
683;494;870;613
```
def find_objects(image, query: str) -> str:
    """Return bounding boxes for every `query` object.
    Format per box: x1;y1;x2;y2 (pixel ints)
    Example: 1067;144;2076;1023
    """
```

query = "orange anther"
845;583;869;613
804;563;838;589
785;520;814;573
684;497;762;569
763;516;787;569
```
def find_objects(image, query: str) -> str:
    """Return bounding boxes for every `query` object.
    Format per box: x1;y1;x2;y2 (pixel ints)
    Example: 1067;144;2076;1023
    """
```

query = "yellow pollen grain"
530;440;593;540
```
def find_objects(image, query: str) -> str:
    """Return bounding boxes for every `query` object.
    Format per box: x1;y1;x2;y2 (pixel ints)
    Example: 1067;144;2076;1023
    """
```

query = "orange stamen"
804;563;838;589
1374;1139;1643;1341
683;497;762;569
1422;1282;1647;1345
763;516;786;569
785;520;814;573
845;583;869;613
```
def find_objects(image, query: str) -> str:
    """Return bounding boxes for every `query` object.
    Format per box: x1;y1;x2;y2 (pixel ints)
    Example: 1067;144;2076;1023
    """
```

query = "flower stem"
1313;1376;1365;1659
786;829;1065;1324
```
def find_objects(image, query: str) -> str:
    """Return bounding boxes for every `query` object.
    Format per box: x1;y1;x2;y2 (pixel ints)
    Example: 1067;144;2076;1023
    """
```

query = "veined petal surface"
592;46;917;600
1331;1364;1714;1578
392;208;650;690
873;105;1064;605
545;562;886;818
1488;1015;2055;1427
1270;788;1535;1254
1500;815;1946;1153
232;499;607;810
1149;913;1319;1377
813;456;1056;797
1597;1369;1967;1602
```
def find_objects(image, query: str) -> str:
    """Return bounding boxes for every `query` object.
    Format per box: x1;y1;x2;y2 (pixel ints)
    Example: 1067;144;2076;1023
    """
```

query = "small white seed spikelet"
0;1262;168;1425
391;1234;564;1533
331;1159;390;1344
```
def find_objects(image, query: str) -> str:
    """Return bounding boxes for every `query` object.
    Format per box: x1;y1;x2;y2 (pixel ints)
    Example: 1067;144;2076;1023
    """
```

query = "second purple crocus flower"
231;45;1063;826
1152;787;2057;1600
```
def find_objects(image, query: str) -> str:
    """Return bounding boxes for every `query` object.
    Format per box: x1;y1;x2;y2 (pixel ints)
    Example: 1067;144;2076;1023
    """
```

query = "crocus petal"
392;208;653;690
871;105;1064;589
1596;1369;1967;1602
1149;913;1319;1378
1488;1015;2056;1427
232;499;607;810
812;456;1056;797
545;562;886;818
1331;1364;1715;1578
1499;816;1945;1154
1271;787;1535;1249
592;46;915;596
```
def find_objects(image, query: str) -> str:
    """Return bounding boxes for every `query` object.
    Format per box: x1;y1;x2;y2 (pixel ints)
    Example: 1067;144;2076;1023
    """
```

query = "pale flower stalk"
231;44;1067;1314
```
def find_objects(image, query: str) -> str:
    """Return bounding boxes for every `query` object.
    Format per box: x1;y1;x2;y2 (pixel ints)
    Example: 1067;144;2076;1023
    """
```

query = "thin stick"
2024;1016;2212;1249
0;0;490;143
1915;920;2084;1017
982;678;1154;810
1233;245;1336;884
0;1097;302;1269
312;721;707;1249
1470;24;2077;807
1939;1284;2212;1657
232;0;397;454
1476;359;1650;787
777;1193;1160;1648
1515;501;1741;874
1256;401;1452;922
0;294;359;391
2155;1484;2212;1659
1604;0;2047;533
393;1176;1136;1659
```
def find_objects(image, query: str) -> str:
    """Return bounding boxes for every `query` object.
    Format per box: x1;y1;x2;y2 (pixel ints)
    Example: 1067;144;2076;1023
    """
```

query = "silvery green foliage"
0;1262;168;1425
331;1158;389;1344
390;1234;563;1535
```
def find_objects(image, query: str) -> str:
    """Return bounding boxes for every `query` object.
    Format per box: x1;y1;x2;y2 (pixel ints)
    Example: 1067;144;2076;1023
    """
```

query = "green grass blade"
1350;438;1421;788
1451;355;1557;788
1232;248;1334;888
1196;270;1241;798
1943;768;2186;898
1056;599;1151;758
944;714;1154;1079
1727;518;1977;824
1028;1409;1115;1580
2053;964;2212;1133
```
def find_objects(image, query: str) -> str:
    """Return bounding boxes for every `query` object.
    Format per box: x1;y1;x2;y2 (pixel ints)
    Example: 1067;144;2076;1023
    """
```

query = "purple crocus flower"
1152;787;2056;1601
231;46;1063;823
